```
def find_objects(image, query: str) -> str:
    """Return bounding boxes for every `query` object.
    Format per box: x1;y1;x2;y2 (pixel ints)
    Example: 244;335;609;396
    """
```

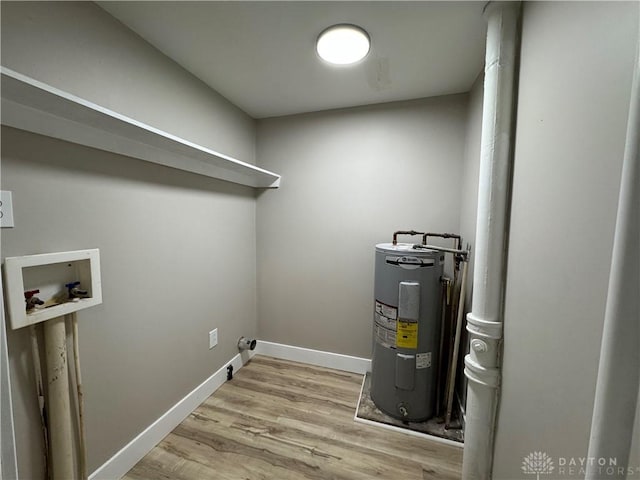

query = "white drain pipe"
44;317;75;479
462;2;520;479
586;14;640;479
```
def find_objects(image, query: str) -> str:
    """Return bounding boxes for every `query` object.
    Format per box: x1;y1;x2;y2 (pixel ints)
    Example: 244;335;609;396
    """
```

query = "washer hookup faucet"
65;281;88;300
24;289;44;311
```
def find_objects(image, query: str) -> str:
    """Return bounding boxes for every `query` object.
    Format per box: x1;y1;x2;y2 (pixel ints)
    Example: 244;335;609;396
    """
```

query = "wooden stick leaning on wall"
29;324;51;480
445;258;469;429
71;312;88;480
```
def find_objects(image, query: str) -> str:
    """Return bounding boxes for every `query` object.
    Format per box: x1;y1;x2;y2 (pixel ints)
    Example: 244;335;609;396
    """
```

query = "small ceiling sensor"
316;24;370;65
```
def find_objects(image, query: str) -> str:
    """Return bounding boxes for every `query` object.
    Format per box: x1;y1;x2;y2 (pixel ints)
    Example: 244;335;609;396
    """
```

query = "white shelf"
4;249;102;330
0;67;281;189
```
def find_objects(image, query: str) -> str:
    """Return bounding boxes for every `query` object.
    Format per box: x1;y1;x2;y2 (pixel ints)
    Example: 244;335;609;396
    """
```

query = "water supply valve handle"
24;289;45;310
66;281;88;299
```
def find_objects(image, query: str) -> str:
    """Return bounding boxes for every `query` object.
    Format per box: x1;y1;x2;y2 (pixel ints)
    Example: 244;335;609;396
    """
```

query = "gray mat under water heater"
355;372;464;444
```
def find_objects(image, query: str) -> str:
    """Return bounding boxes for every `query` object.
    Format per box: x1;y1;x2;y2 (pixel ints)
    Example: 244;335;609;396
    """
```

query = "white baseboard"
254;341;371;374
90;341;369;479
89;353;248;480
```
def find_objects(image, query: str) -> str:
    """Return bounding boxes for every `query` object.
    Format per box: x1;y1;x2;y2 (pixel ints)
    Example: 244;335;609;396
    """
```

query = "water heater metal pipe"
586;13;640;478
462;2;521;479
413;244;468;256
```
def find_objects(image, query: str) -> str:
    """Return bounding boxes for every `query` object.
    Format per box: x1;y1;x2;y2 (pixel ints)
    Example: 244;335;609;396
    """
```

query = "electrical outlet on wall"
0;191;15;228
209;328;218;349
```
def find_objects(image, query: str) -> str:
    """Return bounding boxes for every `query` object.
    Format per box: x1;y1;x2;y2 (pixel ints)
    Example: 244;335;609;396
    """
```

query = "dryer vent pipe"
238;337;257;351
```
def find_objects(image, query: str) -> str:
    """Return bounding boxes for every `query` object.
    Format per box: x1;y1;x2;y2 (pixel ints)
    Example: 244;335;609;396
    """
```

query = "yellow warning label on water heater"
396;322;418;349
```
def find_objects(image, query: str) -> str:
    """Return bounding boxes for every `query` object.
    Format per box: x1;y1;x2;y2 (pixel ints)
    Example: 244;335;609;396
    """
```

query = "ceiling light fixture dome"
316;24;370;65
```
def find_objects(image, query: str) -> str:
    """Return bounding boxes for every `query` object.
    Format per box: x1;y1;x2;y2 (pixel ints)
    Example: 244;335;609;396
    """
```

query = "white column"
586;13;640;479
45;316;75;479
462;2;520;479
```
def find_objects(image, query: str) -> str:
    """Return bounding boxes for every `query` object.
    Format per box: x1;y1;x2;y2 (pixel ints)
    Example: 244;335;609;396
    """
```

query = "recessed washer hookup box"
3;249;102;330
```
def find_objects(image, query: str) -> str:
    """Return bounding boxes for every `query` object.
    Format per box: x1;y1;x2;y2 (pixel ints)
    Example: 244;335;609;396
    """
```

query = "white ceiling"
98;1;487;119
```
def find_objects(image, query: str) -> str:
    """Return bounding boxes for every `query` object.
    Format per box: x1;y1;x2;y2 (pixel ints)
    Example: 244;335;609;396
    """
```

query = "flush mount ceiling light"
316;24;370;65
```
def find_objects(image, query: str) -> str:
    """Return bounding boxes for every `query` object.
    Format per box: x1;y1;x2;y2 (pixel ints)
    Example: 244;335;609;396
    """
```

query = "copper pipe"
421;232;462;250
392;230;425;245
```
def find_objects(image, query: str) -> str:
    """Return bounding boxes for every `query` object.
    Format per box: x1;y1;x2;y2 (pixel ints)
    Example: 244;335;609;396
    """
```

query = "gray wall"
1;2;258;478
1;1;256;164
493;2;639;478
256;96;468;358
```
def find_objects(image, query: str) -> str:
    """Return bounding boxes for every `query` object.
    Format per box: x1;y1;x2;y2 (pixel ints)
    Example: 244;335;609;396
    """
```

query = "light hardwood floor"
123;355;462;479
